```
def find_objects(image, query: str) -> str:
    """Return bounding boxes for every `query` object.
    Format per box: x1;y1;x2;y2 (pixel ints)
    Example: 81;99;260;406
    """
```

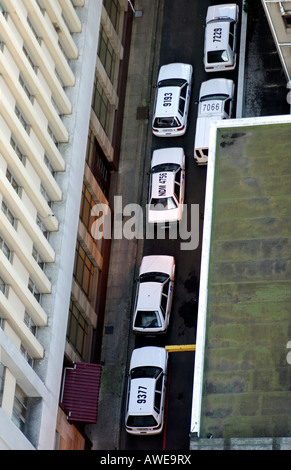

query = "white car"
204;4;239;72
152;63;193;137
132;255;175;335
194;78;235;164
147;147;185;224
125;346;168;435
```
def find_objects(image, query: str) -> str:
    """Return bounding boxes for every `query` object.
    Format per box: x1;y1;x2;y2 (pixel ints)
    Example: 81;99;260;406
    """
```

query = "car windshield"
139;272;169;283
158;78;187;88
208;17;233;23
150;196;178;210
151;163;180;173
134;310;162;328
126;415;158;427
200;94;228;102
153;117;181;128
207;50;229;63
131;366;163;379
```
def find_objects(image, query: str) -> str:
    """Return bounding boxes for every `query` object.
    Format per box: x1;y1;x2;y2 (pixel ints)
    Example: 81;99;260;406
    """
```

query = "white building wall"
0;0;102;450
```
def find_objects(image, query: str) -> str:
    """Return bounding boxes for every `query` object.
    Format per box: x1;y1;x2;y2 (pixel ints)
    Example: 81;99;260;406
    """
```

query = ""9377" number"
137;385;147;403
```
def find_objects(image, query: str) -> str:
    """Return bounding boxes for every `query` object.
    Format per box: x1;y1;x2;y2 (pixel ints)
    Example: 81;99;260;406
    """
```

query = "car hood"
139;255;174;277
206;4;238;23
200;78;234;100
151;147;185;168
130;346;168;370
158;63;192;82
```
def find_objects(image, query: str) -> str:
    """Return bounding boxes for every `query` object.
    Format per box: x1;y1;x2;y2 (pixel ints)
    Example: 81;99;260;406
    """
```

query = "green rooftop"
198;122;291;440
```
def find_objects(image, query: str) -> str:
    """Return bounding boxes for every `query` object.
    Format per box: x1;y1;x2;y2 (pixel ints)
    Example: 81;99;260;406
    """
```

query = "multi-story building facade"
0;0;134;450
262;0;291;81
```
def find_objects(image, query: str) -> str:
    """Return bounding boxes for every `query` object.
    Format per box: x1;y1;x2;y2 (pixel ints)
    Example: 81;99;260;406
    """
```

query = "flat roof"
191;116;291;442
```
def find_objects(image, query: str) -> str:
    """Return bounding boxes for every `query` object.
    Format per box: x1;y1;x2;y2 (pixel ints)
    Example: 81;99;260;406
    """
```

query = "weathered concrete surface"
199;123;291;440
243;4;289;117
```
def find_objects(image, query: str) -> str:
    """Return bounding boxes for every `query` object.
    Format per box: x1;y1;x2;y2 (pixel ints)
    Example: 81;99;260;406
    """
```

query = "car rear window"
134;310;162;329
207;50;229;63
126;415;158;427
153;117;181;129
150;196;178;210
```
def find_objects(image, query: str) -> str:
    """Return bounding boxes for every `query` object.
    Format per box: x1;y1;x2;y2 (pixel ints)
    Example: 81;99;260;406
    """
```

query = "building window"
44;154;55;177
27;16;42;44
0;277;7;296
283;15;291;28
0;235;11;261
15;105;30;134
1;200;16;228
48;125;59;148
10;136;26;164
19;75;34;103
6;168;21;195
86;129;111;197
98;25;116;83
67;298;88;361
91;76;112;136
0;363;4;406
32;246;45;271
36;214;49;240
40;184;52;208
12;385;28;432
20;345;34;367
23;45;37;72
73;241;95;301
103;0;120;32
24;311;38;336
79;184;103;250
28;278;41;303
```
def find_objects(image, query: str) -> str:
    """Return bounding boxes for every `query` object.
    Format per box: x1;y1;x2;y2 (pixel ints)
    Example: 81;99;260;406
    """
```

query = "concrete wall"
27;0;102;450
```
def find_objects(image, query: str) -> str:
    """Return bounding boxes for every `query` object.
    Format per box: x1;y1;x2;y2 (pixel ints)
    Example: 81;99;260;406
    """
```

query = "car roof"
128;377;156;415
140;255;174;276
151;147;184;167
157;63;192;82
136;281;162;310
205;21;230;52
151;171;176;199
155;86;180;117
130;346;168;370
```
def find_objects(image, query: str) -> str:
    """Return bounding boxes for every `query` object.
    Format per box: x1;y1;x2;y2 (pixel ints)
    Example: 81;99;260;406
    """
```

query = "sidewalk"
86;0;164;450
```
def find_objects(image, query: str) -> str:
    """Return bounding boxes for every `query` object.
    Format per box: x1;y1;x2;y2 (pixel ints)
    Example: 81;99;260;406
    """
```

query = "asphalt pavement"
86;0;290;451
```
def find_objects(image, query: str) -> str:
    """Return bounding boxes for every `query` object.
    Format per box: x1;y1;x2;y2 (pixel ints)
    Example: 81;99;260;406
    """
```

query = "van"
194;78;235;165
152;63;193;137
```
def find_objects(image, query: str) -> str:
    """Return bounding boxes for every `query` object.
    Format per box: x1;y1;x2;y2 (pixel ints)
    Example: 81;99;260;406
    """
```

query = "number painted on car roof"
213;27;222;42
137;385;147;403
163;93;172;107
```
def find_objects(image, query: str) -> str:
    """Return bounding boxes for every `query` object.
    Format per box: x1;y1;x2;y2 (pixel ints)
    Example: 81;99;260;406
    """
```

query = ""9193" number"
163;92;172;107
